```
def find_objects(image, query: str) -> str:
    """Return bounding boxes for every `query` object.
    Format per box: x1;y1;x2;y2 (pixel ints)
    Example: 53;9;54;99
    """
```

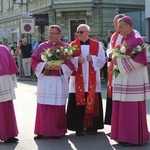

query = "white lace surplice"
0;74;17;103
35;62;73;105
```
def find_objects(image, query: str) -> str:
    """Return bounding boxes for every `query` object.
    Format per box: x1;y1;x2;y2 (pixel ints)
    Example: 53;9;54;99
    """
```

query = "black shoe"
76;131;85;136
86;128;97;135
4;137;19;143
34;134;45;140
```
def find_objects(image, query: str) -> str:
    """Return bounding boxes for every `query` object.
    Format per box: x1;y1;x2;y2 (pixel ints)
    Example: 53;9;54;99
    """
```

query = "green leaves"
111;65;119;78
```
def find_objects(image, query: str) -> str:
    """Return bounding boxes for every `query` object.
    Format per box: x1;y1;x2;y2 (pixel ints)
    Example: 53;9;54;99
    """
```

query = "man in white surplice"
31;25;75;139
67;24;106;136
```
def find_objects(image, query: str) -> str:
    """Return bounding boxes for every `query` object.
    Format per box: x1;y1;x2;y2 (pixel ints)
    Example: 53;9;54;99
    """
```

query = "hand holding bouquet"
41;45;78;74
111;42;147;78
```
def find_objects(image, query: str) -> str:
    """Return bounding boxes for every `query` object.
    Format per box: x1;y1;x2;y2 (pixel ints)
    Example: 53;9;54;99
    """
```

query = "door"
70;20;85;41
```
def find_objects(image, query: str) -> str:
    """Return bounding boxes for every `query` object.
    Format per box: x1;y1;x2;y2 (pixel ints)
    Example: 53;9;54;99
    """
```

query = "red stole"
71;39;99;114
107;32;125;98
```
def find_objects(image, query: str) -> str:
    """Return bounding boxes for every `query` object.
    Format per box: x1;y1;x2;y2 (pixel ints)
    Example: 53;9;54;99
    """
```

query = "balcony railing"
53;0;144;4
53;0;93;3
99;0;144;4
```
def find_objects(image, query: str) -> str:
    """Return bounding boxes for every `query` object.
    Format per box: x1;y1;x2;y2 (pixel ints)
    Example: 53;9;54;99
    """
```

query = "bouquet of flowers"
111;42;147;78
41;45;78;67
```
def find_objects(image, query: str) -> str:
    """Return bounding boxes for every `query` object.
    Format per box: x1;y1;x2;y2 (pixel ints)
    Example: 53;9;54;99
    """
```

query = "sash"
107;32;125;98
72;39;99;114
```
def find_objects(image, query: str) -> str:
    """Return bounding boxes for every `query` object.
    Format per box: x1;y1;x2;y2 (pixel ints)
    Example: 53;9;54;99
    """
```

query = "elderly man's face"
76;26;89;41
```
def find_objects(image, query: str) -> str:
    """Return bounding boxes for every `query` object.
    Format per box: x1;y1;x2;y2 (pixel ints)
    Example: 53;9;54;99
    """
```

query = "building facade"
145;0;150;42
0;0;145;45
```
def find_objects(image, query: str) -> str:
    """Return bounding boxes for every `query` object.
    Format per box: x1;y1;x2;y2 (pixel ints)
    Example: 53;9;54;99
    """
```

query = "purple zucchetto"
50;25;62;32
121;16;132;25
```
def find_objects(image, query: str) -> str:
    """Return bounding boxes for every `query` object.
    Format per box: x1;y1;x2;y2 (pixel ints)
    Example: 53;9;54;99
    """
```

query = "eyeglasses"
49;32;59;35
76;31;87;34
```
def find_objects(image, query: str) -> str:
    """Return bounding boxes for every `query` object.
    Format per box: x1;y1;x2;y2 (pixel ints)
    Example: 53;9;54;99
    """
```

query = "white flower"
137;45;142;52
48;52;52;57
69;50;73;55
41;55;47;62
64;48;68;53
131;51;136;54
41;55;45;60
56;49;60;52
120;46;126;53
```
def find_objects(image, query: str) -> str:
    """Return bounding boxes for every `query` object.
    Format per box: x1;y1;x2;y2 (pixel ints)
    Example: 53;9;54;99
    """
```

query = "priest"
111;16;150;146
67;24;106;135
0;45;19;143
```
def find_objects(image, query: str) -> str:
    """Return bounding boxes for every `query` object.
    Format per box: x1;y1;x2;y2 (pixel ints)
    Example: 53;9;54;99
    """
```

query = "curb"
17;77;37;82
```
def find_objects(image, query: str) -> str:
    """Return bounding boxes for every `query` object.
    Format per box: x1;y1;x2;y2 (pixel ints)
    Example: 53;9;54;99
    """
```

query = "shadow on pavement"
34;137;71;150
34;132;113;150
67;132;113;150
0;142;18;150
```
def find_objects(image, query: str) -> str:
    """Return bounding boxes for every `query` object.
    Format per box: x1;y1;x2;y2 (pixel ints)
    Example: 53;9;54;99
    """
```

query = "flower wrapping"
111;42;147;78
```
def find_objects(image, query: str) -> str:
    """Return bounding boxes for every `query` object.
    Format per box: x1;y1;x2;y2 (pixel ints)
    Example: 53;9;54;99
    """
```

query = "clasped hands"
78;54;92;64
44;64;61;70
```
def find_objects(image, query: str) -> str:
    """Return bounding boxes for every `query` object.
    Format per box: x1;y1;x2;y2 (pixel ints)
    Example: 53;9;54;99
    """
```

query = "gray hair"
22;38;27;43
115;14;125;20
77;24;90;31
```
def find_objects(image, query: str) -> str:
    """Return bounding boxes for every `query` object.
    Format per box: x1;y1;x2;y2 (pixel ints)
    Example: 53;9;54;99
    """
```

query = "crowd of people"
6;38;33;78
0;14;150;147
